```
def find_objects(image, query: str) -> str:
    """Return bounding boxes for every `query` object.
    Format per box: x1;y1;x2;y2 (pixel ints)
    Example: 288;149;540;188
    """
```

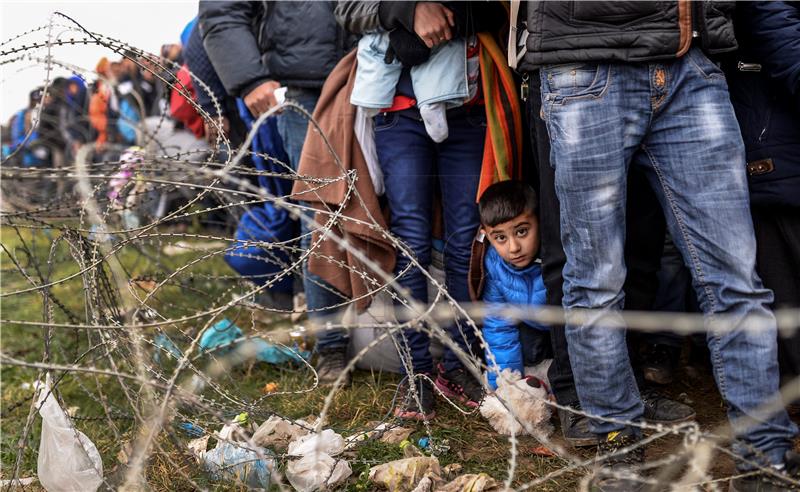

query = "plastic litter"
199;319;310;364
153;333;182;364
285;453;352;492
202;440;275;490
369;456;441;492
36;377;103;492
179;422;205;438
262;381;279;394
285;429;352;491
438;473;499;492
344;423;412;450
252;416;311;452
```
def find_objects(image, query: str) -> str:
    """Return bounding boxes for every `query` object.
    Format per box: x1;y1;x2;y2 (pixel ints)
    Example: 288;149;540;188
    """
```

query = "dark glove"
385;28;430;67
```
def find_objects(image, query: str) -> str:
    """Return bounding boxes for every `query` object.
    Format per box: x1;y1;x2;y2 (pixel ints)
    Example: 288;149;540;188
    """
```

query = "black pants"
527;72;667;405
752;205;800;380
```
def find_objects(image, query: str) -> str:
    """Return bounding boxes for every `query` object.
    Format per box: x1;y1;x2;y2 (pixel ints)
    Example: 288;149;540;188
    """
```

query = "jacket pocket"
540;62;611;104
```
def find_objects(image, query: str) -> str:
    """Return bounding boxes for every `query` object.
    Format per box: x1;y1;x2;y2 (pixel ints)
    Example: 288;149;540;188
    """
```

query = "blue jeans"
540;48;797;468
278;87;348;350
374;109;486;374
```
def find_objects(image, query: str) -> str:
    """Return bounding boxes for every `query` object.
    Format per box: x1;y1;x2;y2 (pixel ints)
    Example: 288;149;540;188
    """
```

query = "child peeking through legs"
473;181;551;390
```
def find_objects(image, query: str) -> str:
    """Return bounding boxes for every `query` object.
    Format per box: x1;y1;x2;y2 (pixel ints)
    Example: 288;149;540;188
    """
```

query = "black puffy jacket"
199;1;354;97
519;1;737;70
725;1;800;208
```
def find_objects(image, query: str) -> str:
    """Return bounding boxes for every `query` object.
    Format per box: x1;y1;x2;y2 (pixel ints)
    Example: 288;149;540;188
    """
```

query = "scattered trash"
344;423;413;450
479;370;553;438
262;381;279;394
202;441;275;489
66;406;80;417
116;441;133;464
20;382;33;390
179;422;205;438
37;376;103;492
233;412;249;426
153;333;182;364
199;319;310;364
187;435;210;461
285;429;352;491
132;278;158;292
286;453;352;492
399;439;423;458
0;478;37;488
369;456;441;491
252;416;311;452
417;437;449;455
162;240;227;257
530;445;557;457
438;473;499;492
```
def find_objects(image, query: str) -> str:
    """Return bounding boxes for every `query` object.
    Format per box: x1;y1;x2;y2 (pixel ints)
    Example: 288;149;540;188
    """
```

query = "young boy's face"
481;211;539;269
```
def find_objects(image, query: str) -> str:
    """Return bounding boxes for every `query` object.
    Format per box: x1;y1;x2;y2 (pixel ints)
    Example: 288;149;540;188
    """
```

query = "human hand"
413;2;455;48
204;115;229;145
243;80;281;116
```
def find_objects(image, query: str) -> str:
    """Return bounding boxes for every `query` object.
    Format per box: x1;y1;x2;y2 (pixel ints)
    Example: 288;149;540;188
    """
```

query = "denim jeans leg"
540;61;650;435
277;88;349;349
436;111;485;372
640;48;797;468
375;112;437;374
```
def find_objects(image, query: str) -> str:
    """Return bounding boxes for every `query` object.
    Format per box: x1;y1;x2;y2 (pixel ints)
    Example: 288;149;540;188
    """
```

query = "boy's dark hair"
478;181;538;227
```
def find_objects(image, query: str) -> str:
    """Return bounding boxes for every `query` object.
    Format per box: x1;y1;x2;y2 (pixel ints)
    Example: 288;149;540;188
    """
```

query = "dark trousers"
752;205;800;379
527;72;666;405
375;110;487;374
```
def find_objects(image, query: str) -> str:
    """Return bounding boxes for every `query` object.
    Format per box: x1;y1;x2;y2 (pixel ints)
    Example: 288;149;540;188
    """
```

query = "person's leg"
540;60;650;436
434;109;485;372
752;205;800;381
528;72;579;407
374;112;437;375
641;48;798;469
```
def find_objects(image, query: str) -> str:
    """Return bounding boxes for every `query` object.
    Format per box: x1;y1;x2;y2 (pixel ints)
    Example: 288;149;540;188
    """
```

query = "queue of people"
2;2;798;491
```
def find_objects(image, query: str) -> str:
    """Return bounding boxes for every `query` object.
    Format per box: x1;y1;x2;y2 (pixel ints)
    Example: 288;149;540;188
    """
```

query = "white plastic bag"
285;453;351;492
37;377;103;492
287;429;345;457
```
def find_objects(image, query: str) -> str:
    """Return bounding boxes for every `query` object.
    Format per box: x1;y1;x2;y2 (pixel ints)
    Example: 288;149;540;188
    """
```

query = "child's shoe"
393;374;436;421
435;363;484;408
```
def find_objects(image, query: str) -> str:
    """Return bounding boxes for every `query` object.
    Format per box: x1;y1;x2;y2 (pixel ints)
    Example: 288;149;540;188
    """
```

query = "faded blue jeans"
279;87;349;350
540;47;798;468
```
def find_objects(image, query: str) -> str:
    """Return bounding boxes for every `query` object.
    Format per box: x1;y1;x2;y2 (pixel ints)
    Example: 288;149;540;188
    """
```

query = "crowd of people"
2;2;799;491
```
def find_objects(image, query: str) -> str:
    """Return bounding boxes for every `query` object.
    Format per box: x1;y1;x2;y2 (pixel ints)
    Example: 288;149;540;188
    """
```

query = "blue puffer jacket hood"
481;244;548;389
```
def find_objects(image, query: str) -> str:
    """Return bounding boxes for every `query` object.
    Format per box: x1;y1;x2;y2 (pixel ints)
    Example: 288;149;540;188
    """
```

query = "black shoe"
641;344;680;385
434;363;484;408
558;401;601;447
590;428;646;492
315;346;351;386
729;450;800;492
394;374;436;421
641;387;695;424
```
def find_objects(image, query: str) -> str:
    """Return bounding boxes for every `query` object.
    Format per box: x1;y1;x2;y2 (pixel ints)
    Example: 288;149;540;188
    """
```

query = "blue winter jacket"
482;246;547;389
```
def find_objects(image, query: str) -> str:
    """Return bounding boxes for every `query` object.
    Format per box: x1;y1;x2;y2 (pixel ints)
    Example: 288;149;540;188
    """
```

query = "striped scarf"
476;32;524;201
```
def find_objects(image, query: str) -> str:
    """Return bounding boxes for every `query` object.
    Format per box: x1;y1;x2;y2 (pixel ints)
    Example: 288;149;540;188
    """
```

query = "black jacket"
519;1;737;70
725;1;800;208
198;1;353;97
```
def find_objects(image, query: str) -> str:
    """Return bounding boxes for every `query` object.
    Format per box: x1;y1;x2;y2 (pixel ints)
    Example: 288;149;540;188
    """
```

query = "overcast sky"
1;1;198;122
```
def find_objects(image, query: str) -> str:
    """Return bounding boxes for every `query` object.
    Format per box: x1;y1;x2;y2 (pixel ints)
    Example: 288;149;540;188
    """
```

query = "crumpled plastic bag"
36;378;103;492
438;473;499;492
284;429;351;491
252;416;311;452
285;453;352;492
287;429;345;457
199;319;309;364
202;441;274;489
369;456;441;492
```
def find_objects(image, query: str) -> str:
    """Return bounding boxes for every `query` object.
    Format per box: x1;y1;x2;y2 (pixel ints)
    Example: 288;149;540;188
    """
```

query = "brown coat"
291;50;395;312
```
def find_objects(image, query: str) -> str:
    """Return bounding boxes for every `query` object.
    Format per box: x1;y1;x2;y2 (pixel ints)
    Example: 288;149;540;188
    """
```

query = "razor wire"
1;12;798;492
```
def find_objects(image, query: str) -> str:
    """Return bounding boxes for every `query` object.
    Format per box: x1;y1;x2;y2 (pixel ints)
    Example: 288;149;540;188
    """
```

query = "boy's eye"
494;234;506;242
516;228;528;237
